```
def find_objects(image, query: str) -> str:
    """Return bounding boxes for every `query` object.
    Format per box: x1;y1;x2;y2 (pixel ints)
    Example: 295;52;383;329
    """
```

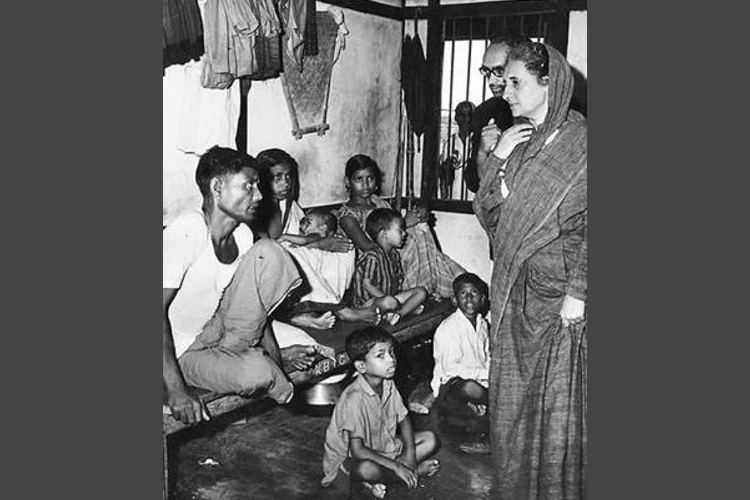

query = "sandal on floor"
459;439;491;455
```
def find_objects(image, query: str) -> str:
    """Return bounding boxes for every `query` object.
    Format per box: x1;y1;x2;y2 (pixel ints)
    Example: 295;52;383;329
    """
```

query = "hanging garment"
201;0;282;88
279;0;308;71
400;33;429;138
175;57;241;155
163;0;205;70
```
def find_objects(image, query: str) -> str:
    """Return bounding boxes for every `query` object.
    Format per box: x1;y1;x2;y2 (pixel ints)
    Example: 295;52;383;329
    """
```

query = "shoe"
459;439;491;455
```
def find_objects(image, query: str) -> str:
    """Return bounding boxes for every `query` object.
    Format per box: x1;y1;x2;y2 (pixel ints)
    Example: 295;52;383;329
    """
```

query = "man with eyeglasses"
465;34;530;193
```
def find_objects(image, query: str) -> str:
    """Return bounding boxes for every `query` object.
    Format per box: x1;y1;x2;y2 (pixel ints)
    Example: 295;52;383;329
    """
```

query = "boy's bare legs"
460;380;489;416
394;287;428;319
349;461;388;499
413;430;441;477
370;296;400;325
350;429;441;491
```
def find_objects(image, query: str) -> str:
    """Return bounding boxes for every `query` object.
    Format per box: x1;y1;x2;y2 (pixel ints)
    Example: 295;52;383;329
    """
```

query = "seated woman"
336;154;466;299
252;149;382;327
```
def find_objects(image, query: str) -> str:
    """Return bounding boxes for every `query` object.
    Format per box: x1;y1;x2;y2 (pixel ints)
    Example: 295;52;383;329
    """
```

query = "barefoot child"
352;208;428;326
322;327;441;497
275;207;384;328
336;154;466;299
431;272;491;453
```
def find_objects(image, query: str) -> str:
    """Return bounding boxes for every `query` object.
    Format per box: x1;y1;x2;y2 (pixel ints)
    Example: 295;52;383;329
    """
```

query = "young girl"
253;148;381;327
336;154;466;299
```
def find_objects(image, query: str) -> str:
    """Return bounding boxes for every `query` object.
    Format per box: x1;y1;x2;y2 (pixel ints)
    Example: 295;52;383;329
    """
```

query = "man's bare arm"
163;288;207;424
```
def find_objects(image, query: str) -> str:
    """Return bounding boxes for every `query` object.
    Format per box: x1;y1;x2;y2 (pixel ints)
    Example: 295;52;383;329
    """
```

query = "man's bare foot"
280;344;316;372
383;312;401;326
417;458;441;477
362;481;387;499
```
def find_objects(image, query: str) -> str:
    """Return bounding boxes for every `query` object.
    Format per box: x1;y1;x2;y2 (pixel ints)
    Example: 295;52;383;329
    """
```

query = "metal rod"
462;17;474;200
482;15;489;103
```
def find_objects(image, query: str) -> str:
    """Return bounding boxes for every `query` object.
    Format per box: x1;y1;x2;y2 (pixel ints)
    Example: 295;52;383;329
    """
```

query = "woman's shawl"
473;45;587;331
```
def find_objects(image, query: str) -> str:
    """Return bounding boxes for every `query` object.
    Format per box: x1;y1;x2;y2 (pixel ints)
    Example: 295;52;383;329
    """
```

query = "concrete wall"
162;2;403;224
245;4;403;208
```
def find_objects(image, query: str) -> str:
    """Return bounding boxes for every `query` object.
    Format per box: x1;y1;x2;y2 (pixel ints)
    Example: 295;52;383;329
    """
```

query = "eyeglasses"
479;65;504;78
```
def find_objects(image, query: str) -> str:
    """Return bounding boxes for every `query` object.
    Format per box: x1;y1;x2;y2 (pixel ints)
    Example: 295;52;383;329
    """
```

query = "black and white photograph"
162;1;587;498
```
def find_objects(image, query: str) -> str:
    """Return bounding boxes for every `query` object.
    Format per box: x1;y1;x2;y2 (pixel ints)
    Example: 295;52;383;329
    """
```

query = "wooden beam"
420;0;444;205
404;1;558;19
235;77;251;153
321;0;403;20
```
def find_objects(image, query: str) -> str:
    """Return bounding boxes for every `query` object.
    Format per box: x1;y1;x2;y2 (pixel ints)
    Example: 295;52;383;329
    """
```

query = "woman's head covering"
515;43;575;165
474;43;587;333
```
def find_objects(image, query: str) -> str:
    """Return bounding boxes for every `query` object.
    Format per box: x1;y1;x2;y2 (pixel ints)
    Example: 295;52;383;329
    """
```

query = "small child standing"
430;272;491;451
322;326;441;498
352;208;428;326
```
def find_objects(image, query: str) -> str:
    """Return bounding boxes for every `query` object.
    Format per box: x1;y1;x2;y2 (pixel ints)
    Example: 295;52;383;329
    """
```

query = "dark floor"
168;338;495;500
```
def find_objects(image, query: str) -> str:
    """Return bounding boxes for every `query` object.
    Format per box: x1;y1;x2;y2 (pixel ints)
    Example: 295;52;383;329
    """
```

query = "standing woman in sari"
473;42;587;498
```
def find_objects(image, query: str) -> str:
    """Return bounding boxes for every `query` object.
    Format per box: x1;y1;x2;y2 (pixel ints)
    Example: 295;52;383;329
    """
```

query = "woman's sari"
473;45;587;499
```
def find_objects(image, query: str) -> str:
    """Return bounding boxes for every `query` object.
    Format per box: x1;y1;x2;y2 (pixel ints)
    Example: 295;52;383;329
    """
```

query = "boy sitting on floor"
351;208;428;326
430;272;491;452
322;326;441;498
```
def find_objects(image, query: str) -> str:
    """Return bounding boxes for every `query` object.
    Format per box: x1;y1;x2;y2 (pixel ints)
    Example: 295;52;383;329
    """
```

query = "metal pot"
304;372;351;406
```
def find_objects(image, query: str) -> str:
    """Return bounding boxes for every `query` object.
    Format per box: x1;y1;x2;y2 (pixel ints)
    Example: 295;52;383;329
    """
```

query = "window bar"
461;16;474;200
519;14;525;37
445;17;456;201
536;13;543;42
502;14;507;33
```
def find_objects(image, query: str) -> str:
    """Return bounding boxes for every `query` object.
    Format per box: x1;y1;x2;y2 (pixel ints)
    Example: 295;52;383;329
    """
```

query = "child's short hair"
453;272;489;298
365;208;403;242
346;326;395;362
305;207;338;235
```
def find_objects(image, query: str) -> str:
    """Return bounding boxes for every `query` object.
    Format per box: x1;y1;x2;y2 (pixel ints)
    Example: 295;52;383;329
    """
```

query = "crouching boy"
321;327;441;498
431;272;491;447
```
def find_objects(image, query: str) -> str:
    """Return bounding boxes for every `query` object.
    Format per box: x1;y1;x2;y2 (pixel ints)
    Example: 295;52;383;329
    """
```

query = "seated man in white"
163;146;319;425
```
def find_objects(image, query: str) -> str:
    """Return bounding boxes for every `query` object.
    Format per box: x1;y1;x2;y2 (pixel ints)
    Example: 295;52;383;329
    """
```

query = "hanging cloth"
278;0;309;70
400;30;429;138
163;0;205;70
201;0;282;89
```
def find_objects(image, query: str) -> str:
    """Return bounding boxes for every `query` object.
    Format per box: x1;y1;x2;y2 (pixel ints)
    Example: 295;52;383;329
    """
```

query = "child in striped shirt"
351;208;427;326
